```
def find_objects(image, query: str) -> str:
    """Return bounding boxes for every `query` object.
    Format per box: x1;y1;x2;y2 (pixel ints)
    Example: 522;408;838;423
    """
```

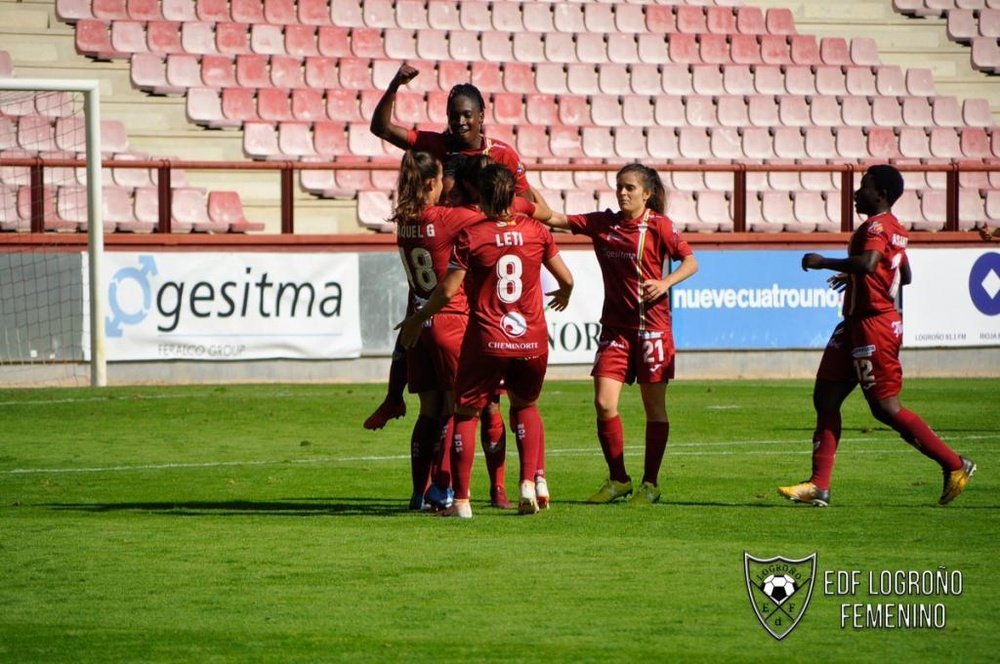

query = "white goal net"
0;79;105;387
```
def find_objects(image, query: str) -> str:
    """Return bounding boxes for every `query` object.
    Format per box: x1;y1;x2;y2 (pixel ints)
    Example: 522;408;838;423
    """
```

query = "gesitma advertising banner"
671;250;844;350
904;248;1000;348
102;252;361;361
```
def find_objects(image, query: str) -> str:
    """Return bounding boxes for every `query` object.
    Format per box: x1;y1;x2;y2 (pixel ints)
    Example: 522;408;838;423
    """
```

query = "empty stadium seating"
34;1;1000;232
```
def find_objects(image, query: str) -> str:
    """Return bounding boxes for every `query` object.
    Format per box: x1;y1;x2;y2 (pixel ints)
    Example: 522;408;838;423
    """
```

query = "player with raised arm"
398;165;573;518
778;165;976;507
542;164;698;506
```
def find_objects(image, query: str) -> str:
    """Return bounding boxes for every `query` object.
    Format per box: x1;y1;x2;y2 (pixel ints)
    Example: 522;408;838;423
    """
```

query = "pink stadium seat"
554;3;585;33
557;95;590;126
678;127;712;159
317;27;350;57
958;190;987;230
947;9;977;42
337;58;373;90
522;3;554;32
477;32;510;63
790;35;821;65
971;37;1000;72
516;126;551;160
759;191;796;231
357;190;393;231
773;127;807;160
567;64;600;95
57;0;94;22
235;54;270;88
905;68;937;97
784;66;816;95
875;66;906;96
222;88;257;123
178;22;214;56
872;97;903;127
662;64;695;95
819;37;851;66
130;53;172;94
162;52;201;90
700;34;730;65
232;0;264;24
644;5;675;34
361;0;396;28
250;24;285;56
688;191;725;232
285;26;319;58
638;34;670;64
497;92;530;126
599;64;631;95
616;5;646;33
277;121;317;158
753;65;785;95
778;96;810;126
522;32;555;63
630;64;662;95
614;126;648;161
685;96;717;128
499;62;533;94
736;6;767;34
930;127;962;158
655;97;686;126
647;127;681;161
582;127;615;159
539;170;573;192
436;61;468;91
75;20;117;60
161;0;195;21
669;34;701;64
766;8;796;35
110;21;148;55
535;64;569;95
835;127;868;160
427;2;460;30
17;116;56;152
326;89;362;123
723;65;755;95
312;122;347;155
591;96;623;127
808;96;841;128
207;190;263;232
0;51;12;77
550;126;584;159
898;127;933;159
272;55;305;88
304;57;338;89
195;0;229;22
760;35;792;64
666;192;698;228
791;191;830;232
710;126;744;159
93;0;128;20
215;23;251;55
729;34;762;65
716;96;749;127
850;38;881;66
962;99;993;127
298;0;331;26
891;190;923;230
961;128;992;159
707;6;737;34
186;87;230;128
814;66;848;96
264;0;297;24
747;95;780;127
692;64;725;95
918;190;946;232
491;2;522;32
901;96;934;127
987;190;1000;222
676;6;707;34
623;96;655;126
607;34;640;64
447;30;481;61
932;96;963;127
841;96;873;127
424;91;447;124
348;122;389;158
868;127;901;160
578;33;609;64
844;66;876;96
350;28;385;59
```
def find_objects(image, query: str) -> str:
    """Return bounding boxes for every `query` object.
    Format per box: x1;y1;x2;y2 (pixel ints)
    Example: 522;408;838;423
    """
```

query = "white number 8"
496;255;523;304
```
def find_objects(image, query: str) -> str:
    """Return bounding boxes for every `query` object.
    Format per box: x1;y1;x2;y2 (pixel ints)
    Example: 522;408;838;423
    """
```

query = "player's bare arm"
642;254;698;303
539;210;572;231
543;253;574;312
370;63;419;150
801;251;880;275
395;267;465;348
527;186;552;222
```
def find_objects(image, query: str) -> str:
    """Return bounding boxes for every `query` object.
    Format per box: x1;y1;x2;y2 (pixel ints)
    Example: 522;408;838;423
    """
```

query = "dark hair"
479;164;516;219
452;153;494;204
447;83;485;114
390;151;441;225
866;164;905;205
617;163;666;214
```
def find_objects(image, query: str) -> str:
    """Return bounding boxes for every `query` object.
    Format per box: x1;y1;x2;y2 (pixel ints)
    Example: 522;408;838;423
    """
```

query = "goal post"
0;78;106;386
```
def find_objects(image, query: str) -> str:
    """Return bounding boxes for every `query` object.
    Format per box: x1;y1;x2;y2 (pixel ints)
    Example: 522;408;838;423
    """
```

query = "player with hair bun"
541;163;698;506
397;165;573;519
779;164;976;507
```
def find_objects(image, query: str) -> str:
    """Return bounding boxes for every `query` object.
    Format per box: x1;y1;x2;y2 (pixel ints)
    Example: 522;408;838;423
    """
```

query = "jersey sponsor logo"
487;340;540;351
891;320;903;338
851;344;876;359
500;311;528;338
890;233;908;248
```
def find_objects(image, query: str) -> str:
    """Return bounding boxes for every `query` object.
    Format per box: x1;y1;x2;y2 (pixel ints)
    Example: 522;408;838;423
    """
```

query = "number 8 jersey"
450;214;559;358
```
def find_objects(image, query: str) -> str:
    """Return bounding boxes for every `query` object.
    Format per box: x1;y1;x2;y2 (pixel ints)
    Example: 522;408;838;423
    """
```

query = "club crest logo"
500;311;527;337
744;552;817;640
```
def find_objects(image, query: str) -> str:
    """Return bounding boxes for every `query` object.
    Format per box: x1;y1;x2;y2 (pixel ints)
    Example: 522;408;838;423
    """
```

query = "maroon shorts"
455;353;549;412
591;326;675;385
407;313;467;393
816;313;903;401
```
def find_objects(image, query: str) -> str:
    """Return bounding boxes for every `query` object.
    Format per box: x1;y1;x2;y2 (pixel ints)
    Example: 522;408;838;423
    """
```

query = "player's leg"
409;390;443;510
779;322;854;506
588;375;632;503
506;355;548;515
535;424;549;510
629;380;668;505
480;394;511;509
363;333;408;430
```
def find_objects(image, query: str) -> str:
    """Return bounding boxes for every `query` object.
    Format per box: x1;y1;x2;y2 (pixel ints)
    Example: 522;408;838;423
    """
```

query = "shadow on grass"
43;497;417;517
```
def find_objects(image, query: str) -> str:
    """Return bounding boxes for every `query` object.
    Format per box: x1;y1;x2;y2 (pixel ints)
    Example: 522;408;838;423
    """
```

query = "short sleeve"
659;216;694;261
512;196;537;218
450;229;472;273
566;211;607;237
861;221;890;255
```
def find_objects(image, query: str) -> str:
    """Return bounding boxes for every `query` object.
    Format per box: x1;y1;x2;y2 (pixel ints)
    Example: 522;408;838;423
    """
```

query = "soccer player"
398;165;573;518
778;165;976;507
541;164;698;506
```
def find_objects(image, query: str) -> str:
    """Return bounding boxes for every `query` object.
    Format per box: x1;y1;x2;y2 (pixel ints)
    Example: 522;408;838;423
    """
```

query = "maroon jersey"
451;214;558;357
567;208;693;332
396;205;485;316
405;128;529;194
843;211;908;318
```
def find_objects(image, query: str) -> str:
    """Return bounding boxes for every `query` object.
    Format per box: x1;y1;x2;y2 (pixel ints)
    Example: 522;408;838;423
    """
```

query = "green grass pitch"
1;378;997;662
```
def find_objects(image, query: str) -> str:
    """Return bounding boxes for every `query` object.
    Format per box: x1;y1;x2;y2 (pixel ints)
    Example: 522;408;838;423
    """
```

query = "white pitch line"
2;434;994;476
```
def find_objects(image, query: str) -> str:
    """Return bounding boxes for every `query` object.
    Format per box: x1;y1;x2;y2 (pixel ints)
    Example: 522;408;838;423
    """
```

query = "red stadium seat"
312;121;348;156
707;6;738;35
76;20;117;60
729;34;762;65
215;23;251;55
285;26;319;58
669;34;700;64
298;0;331;26
760;35;792;64
790;35;821;64
495;92;528;126
208;190;264;232
232;0;264;25
819;37;851;66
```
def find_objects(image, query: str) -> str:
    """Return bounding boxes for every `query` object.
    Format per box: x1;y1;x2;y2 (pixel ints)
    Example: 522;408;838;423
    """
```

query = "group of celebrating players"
361;64;976;518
